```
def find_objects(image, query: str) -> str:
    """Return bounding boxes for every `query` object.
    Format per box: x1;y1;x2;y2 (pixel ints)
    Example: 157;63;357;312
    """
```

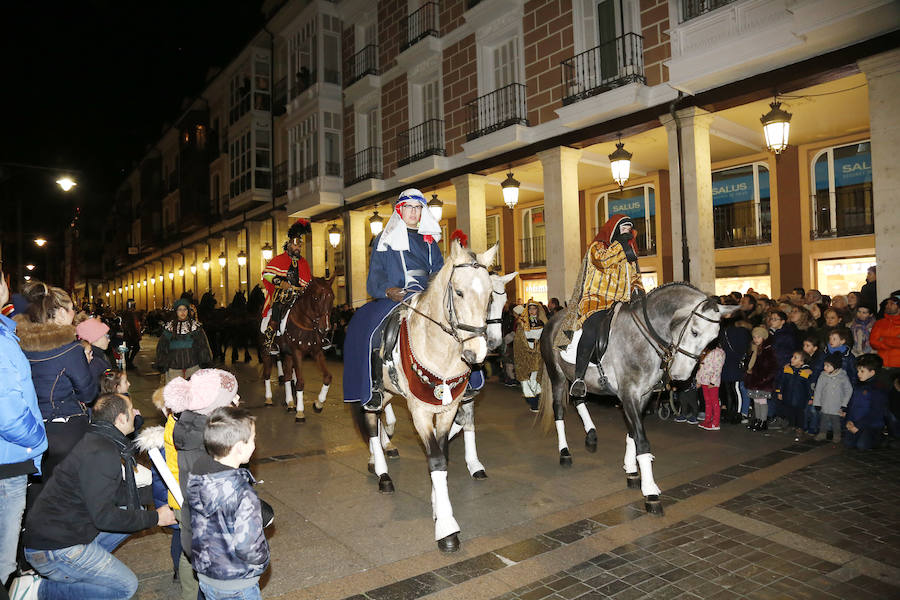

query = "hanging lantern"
190;264;197;275
178;267;185;277
168;272;175;280
427;193;443;222
218;252;227;268
608;138;633;190
369;211;384;236
501;171;520;209
328;224;341;248
261;242;274;261
761;99;792;154
157;274;163;283
237;250;247;267
202;257;211;271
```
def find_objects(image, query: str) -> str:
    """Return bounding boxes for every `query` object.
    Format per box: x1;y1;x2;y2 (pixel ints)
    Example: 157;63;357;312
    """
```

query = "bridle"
485;281;507;328
286;281;333;345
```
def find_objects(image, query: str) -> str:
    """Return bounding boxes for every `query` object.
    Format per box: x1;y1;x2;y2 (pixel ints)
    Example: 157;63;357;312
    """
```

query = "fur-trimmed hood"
13;315;78;353
134;425;166;452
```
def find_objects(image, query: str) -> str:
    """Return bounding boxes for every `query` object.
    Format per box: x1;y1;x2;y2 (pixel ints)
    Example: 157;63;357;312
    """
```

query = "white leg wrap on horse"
284;384;293;407
264;379;272;399
430;471;460;540
296;390;304;414
576;402;595;433
379;421;390;448
383;404;397;437
317;384;328;405
623;435;637;473
369;437;388;476
555;420;568;452
637;453;661;496
449;422;463;440
277;361;284;377
463;430;484;476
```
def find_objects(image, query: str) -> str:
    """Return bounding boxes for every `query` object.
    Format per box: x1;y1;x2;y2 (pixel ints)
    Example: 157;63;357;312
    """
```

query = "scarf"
91;420;141;510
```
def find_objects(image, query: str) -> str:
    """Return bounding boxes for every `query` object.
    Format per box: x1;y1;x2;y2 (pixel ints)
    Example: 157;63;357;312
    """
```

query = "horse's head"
297;276;335;327
441;240;499;365
666;291;740;380
487;271;517;351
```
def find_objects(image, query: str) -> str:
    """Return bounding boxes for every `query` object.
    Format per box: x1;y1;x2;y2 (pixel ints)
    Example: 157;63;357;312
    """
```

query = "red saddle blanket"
398;318;469;405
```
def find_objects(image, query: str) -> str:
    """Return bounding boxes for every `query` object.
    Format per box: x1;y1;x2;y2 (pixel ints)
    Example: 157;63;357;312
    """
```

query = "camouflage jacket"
187;457;270;581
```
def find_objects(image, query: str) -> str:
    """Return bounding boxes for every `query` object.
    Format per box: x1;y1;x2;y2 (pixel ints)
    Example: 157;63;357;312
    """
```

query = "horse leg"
293;351;305;423
412;407;460;552
550;373;572;467
277;359;284;383
383;403;397;437
283;355;295;410
623;434;640;489
572;398;598;453
313;351;331;413
454;400;486;479
262;353;273;406
622;391;663;515
364;407;393;493
379;420;399;459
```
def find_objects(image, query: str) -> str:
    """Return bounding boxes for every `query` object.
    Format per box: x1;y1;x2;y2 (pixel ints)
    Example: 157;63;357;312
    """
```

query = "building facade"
89;0;900;313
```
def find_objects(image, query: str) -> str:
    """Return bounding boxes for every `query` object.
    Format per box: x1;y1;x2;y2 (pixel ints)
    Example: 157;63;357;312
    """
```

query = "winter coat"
720;325;751;383
0;314;48;477
23;427;157;550
770;322;799;371
826;344;858;387
808;349;825;389
744;338;777;392
155;320;213;371
860;280;877;313
775;364;813;409
850;316;875;356
870;314;900;368
813;368;853;415
846;380;888;430
367;229;444;299
174;410;209;554
87;345;112;391
696;347;725;387
187;454;269;583
15;316;97;420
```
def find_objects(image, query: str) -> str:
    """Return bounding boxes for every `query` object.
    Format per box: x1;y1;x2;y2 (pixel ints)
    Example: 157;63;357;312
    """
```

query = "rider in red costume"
261;219;312;350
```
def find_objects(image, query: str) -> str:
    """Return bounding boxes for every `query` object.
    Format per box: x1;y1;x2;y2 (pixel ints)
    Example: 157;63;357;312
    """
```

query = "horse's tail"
537;363;560;434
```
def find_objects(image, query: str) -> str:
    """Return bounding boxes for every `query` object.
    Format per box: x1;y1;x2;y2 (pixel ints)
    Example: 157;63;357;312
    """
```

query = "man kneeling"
14;393;176;600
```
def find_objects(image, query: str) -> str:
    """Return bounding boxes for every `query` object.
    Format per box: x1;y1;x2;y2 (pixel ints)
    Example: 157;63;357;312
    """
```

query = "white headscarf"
375;188;442;252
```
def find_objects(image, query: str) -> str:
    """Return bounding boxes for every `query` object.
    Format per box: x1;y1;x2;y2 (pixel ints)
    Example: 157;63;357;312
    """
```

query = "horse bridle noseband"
485;283;506;327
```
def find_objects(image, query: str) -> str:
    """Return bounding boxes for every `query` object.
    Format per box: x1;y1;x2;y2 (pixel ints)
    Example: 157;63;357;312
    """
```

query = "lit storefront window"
715;264;771;297
712;162;770;248
519;207;545;269
641;272;658;291
811;141;872;238
521;278;547;305
815;256;875;298
599;185;656;256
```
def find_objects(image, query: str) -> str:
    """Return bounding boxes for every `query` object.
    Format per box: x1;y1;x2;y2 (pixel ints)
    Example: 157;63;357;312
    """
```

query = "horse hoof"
559;448;573;468
386;448;400;459
378;474;394;494
585;429;598;453
471;470;488;480
437;533;460;553
367;463;375;475
285;405;294;412
644;495;664;516
626;473;641;489
312;402;323;414
295;414;305;423
264;398;273;406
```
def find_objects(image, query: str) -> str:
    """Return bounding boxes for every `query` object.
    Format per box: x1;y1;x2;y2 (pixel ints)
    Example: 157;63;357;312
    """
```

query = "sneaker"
740;417;749;424
686;418;699;425
673;415;686;423
698;423;720;431
9;574;41;600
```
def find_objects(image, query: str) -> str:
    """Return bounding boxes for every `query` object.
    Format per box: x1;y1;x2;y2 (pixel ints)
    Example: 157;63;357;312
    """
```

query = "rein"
284;282;332;347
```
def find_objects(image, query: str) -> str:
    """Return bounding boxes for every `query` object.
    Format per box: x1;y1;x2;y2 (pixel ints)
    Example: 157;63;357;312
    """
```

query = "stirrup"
569;378;587;398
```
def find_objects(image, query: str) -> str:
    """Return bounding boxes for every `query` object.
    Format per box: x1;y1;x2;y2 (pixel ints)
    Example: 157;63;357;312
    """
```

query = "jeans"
198;580;261;600
25;531;136;600
804;404;820;434
0;475;27;586
738;381;751;416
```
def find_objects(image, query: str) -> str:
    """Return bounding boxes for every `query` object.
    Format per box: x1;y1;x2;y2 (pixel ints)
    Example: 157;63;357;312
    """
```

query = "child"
850;305;875;356
813;352;852;442
776;351;813;440
187;406;270;600
827;328;857;386
842;354;889;450
802;335;825;434
696;343;725;431
744;327;778;431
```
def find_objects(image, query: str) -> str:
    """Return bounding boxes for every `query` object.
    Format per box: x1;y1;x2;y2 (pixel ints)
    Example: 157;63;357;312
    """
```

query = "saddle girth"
398;318;469;406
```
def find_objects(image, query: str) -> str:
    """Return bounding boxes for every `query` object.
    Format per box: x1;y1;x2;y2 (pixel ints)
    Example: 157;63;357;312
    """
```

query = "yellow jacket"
578;240;643;323
164;414;180;510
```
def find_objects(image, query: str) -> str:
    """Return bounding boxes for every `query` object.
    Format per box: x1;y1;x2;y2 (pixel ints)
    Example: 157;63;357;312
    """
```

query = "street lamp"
178;267;185;277
369;211;384;236
237;250;247;267
608;136;633;190
218;252;226;289
34;238;47;247
56;177;77;192
328;224;341;248
218;253;226;268
428;193;443;222
261;243;274;261
501;171;520;209
190;264;197;275
168;271;174;280
761;99;792;154
157;274;163;283
25;264;35;271
23;275;31;281
202;257;210;270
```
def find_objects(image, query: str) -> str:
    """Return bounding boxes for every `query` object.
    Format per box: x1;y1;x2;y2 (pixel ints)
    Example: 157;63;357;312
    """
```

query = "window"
289;115;318;185
229;68;251;124
711;162;770;248
486;214;501;267
815;256;875;298
230;129;251;198
289;18;317;96
255;123;272;189
598;184;656;255
253;56;271;111
492;38;520;89
322;15;342;85
811;141;873;238
520;206;545;268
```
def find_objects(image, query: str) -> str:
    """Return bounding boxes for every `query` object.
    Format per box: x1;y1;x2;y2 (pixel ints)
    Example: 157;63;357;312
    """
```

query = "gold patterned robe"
577;240;643;325
513;308;546;381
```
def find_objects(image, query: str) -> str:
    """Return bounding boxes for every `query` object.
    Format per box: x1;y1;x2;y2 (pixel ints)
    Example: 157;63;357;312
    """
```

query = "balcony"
561;33;645;106
290;163;319;188
681;0;740;22
345;147;382;186
519;236;546;269
289;69;317;100
400;2;439;52
274;161;288;197
466;83;528;141
273;77;287;116
345;45;378;88
398;120;445;167
810;192;874;240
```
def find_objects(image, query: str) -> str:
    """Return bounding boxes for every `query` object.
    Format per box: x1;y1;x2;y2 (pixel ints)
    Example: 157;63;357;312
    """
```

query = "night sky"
1;0;264;279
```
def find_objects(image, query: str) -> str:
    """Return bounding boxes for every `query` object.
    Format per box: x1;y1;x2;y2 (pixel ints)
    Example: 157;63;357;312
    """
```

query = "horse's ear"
327;272;337;286
498;271;517;285
718;304;741;316
477;242;499;267
449;239;463;260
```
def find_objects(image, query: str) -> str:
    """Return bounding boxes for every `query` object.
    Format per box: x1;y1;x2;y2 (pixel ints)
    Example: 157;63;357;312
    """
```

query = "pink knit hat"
75;318;110;344
163;368;239;415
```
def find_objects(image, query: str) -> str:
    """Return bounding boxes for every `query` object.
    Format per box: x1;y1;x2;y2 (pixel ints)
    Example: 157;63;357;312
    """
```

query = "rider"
569;214;644;398
261;218;312;350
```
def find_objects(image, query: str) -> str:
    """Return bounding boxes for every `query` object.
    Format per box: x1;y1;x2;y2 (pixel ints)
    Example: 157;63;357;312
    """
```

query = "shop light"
261;243;274;261
428;193;443;222
369;211;384;236
501;171;520;209
218;253;227;268
608;137;633;190
761;99;792;154
328;224;341;248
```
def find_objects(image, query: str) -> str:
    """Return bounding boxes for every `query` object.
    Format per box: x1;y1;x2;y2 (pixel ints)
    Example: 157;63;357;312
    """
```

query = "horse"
539;282;738;515
198;292;227;362
223;287;265;364
357;240;497;553
260;275;335;422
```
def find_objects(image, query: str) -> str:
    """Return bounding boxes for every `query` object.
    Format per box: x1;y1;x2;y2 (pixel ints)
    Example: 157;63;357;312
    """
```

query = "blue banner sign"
607;189;655;219
815;150;871;191
711;168;769;206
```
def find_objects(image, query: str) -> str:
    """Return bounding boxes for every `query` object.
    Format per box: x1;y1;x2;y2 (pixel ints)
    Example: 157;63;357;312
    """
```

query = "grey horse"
539;282;738;515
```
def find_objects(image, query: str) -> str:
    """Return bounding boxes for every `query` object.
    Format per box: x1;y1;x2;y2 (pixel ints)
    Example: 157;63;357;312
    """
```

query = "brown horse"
260;275;335;422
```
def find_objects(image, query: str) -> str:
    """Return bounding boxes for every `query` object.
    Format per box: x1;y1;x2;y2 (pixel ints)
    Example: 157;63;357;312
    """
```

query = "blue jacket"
15;317;97;420
776;363;813;408
846;379;888;430
367;229;443;299
827;343;857;386
770;322;799;371
0;315;48;474
720;325;751;383
808;349;825;388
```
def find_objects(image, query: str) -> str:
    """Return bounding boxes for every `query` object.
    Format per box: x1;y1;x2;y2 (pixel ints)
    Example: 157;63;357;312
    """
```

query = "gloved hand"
386;287;406;302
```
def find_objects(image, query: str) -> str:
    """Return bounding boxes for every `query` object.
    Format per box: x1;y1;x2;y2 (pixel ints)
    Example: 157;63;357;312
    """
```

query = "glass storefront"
811;141;873;238
711;162;770;248
815;256;875;298
521;277;547;305
599;185;656;255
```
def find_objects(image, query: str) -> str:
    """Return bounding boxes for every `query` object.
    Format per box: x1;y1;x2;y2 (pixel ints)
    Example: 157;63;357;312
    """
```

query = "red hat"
76;318;110;344
595;214;638;254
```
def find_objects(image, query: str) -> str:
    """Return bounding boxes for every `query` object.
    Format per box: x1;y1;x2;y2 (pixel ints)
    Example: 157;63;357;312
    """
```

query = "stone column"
452;174;488;253
246;221;264;292
859;49;900;302
309;222;327;277
343;210;368;307
538;147;583;302
273;210;290;247
661;107;716;293
223;231;241;302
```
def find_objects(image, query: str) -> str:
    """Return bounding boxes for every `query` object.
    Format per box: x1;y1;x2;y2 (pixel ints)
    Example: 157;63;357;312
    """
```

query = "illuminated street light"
501;171;520;209
56;177;77;192
328;224;341;248
761;99;792;154
23;275;31;281
25;264;35;271
369;211;384;236
34;238;47;247
237;250;247;267
168;272;175;280
157;274;163;283
106;292;110;298
178;267;185;277
218;253;226;268
190;264;197;275
608;137;633;190
261;243;274;261
202;257;210;270
428;193;443;222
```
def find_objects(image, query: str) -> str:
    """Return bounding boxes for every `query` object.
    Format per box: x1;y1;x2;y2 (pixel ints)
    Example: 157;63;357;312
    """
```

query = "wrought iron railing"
713;204;772;248
561;33;645;106
273;77;287;116
397;120;445;167
466;83;528;141
401;2;439;52
345;147;383;185
290;163;319;187
344;45;379;87
809;192;874;239
519;236;546;269
274;161;288;197
681;0;740;22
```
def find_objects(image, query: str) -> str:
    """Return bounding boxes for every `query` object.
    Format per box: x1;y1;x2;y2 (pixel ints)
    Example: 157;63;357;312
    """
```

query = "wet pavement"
116;338;900;599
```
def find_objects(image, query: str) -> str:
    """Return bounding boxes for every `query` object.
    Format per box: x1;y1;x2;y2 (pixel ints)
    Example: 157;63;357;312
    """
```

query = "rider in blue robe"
343;189;483;407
